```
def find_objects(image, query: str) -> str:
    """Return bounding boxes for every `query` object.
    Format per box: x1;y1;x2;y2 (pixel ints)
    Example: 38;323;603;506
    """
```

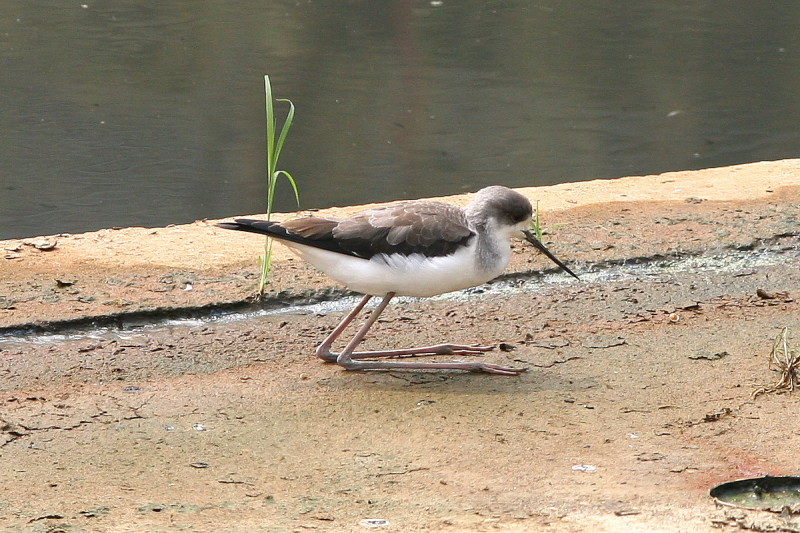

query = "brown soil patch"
0;161;799;532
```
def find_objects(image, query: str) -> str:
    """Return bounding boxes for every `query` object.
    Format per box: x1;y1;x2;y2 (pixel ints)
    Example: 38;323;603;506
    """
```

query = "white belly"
283;241;509;298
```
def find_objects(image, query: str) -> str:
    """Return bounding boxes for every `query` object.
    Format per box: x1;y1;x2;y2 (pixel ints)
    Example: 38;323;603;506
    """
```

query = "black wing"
216;218;353;257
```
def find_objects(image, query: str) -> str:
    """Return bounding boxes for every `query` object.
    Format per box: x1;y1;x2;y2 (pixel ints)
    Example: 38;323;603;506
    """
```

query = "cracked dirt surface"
0;161;799;532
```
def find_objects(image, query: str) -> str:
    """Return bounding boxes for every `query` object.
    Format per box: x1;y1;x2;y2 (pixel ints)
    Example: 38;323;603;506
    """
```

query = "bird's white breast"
283;239;510;298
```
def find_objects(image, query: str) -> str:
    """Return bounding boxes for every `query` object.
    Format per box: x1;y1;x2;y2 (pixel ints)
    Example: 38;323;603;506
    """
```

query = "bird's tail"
216;218;290;238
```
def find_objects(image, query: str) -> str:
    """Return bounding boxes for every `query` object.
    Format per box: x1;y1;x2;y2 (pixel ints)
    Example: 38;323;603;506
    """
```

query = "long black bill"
522;230;579;280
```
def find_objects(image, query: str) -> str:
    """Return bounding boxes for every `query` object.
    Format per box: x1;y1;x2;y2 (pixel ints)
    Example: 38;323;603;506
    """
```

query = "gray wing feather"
333;201;474;258
221;202;474;260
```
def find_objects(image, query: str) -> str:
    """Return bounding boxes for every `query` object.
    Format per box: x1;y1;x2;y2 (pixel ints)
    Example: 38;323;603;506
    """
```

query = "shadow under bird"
217;185;578;375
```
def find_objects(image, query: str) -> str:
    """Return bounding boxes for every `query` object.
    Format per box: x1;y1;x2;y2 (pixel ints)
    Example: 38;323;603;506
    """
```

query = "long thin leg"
315;294;372;362
315;293;494;362
324;293;526;376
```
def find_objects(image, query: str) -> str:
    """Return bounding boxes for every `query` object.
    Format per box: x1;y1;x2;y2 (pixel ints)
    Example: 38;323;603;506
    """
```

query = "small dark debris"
689;351;729;361
636;452;666;462
190;462;210;468
518;355;582;368
28;514;65;522
583;335;626;349
700;407;733;424
498;343;516;352
756;288;790;300
757;288;776;300
523;335;569;349
77;344;102;353
78;506;110;518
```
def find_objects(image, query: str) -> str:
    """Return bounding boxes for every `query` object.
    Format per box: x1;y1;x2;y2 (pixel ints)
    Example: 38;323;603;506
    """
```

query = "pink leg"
315;293;526;376
315;293;493;362
315;294;373;362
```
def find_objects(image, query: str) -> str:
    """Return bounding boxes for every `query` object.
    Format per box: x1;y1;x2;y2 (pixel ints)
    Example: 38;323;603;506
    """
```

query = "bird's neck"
473;221;511;276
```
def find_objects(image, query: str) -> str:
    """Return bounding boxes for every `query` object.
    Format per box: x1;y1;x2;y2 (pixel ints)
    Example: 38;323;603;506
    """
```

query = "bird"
217;185;578;376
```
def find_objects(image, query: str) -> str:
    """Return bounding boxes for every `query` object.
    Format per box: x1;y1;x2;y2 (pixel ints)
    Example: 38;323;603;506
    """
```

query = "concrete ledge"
1;159;799;330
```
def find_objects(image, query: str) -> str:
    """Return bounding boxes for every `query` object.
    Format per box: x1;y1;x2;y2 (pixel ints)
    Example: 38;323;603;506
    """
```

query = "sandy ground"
0;160;799;532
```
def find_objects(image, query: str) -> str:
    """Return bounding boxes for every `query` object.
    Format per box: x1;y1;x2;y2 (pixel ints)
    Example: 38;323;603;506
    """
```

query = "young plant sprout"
259;75;299;295
530;200;544;241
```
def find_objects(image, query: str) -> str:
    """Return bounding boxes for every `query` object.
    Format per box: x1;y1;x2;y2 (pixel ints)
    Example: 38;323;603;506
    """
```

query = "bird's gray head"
466;185;579;280
465;186;534;228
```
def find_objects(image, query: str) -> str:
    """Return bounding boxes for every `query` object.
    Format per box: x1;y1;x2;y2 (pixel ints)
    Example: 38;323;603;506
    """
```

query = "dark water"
2;1;800;240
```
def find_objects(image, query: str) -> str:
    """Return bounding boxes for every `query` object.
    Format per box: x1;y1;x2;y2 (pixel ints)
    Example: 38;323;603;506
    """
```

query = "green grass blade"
276;170;300;207
258;238;274;294
532;200;544;240
274;98;294;165
264;75;276;179
258;75;299;295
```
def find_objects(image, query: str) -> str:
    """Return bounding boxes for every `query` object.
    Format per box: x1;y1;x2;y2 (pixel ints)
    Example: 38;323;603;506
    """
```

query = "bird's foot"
316;343;494;361
411;343;495;357
467;362;528;376
334;358;527;375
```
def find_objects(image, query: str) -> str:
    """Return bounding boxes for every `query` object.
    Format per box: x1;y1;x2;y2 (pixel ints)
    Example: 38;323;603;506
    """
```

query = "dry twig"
752;327;798;399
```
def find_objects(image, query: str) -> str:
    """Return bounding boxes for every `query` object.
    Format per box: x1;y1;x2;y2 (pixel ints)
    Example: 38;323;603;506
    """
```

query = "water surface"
2;1;799;239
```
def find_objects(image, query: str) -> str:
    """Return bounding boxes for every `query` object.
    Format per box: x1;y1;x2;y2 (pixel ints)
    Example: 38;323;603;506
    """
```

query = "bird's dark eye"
504;204;532;224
